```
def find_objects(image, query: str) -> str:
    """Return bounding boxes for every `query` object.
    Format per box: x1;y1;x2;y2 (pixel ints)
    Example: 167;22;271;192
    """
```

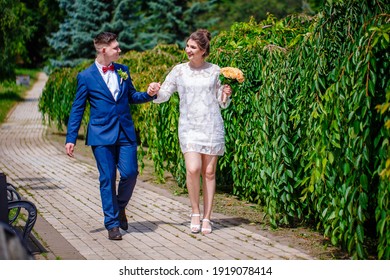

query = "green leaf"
328;152;334;164
383;33;389;43
331;235;338;246
286;169;293;178
356;242;365;259
377;216;386;235
328;210;336;220
343;162;351;175
360;174;368;191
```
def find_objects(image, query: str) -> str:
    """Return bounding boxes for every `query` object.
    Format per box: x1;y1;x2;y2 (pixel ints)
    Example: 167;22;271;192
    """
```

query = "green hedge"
39;0;389;259
39;61;92;132
207;1;389;259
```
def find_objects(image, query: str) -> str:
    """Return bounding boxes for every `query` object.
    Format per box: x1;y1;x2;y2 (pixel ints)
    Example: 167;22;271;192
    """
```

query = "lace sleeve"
153;66;178;104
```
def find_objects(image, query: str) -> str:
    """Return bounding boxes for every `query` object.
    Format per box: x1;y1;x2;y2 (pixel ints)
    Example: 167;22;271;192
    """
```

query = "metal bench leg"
8;200;37;241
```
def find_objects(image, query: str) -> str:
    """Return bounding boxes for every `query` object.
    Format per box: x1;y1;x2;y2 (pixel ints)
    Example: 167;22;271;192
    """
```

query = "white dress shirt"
95;61;120;100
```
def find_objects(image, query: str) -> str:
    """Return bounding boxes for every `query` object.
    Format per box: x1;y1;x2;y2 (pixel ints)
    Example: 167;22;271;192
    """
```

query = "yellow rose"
220;67;245;83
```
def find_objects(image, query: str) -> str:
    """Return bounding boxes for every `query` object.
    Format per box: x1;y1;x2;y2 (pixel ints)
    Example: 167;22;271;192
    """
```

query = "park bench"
0;173;37;244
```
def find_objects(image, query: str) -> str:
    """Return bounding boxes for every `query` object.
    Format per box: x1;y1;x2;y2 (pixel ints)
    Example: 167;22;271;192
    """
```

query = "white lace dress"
153;62;231;155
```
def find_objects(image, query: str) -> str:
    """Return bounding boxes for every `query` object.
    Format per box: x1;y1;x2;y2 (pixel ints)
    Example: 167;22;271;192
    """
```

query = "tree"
47;0;218;67
47;0;113;68
0;0;63;78
21;0;65;67
307;0;326;13
100;0;148;52
133;0;219;50
0;0;34;81
211;0;312;31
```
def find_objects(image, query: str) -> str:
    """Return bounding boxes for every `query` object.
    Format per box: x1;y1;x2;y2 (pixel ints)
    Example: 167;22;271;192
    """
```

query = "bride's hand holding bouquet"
220;67;245;103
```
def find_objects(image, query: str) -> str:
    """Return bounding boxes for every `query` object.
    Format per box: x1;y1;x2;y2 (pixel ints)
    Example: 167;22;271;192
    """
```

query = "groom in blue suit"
65;32;160;240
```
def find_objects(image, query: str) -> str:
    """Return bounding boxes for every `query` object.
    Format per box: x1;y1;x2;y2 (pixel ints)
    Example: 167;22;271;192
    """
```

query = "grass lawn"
0;68;40;124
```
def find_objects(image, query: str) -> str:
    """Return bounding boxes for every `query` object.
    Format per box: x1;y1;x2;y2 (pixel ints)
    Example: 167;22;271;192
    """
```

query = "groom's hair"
93;32;117;52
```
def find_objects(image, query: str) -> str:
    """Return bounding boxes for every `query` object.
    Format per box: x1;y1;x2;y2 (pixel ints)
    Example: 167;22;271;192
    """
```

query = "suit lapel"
90;64;116;100
113;63;124;100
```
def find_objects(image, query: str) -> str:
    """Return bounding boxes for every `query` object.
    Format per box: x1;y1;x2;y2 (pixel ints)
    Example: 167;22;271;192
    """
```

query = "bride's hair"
187;29;211;57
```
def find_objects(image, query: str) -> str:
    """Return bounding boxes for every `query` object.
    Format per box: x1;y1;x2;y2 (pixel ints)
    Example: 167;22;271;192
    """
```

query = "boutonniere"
117;69;128;84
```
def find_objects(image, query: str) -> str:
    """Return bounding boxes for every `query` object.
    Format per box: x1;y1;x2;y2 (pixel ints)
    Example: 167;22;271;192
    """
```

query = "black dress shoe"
119;209;128;231
108;227;122;240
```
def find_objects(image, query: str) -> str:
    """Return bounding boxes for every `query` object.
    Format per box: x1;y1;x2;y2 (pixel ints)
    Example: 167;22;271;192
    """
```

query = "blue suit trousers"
92;129;138;230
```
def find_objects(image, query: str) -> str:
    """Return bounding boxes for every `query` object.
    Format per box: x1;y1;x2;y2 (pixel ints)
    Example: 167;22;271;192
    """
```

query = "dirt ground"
47;128;349;260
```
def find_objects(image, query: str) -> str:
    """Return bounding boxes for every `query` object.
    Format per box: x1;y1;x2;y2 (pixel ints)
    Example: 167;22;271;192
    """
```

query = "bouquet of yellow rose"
220;67;245;103
220;67;245;84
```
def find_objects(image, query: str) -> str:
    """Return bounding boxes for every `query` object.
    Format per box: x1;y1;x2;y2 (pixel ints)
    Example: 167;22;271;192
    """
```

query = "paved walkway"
0;73;313;260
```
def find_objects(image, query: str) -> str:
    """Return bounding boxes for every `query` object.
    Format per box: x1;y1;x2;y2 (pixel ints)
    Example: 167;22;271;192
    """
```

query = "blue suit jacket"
66;62;154;146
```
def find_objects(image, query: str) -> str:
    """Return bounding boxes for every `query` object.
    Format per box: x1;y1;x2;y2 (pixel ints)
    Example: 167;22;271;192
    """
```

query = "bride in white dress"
153;29;232;234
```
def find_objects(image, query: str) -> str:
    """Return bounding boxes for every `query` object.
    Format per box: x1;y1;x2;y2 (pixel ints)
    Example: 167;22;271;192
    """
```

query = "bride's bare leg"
201;154;218;233
184;152;202;231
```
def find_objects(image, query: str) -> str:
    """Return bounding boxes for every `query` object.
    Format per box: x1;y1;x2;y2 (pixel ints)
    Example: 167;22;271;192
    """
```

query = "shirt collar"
95;60;113;74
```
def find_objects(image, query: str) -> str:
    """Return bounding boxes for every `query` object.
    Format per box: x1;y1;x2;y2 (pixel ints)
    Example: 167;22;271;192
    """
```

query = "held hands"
222;84;232;104
147;82;161;96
